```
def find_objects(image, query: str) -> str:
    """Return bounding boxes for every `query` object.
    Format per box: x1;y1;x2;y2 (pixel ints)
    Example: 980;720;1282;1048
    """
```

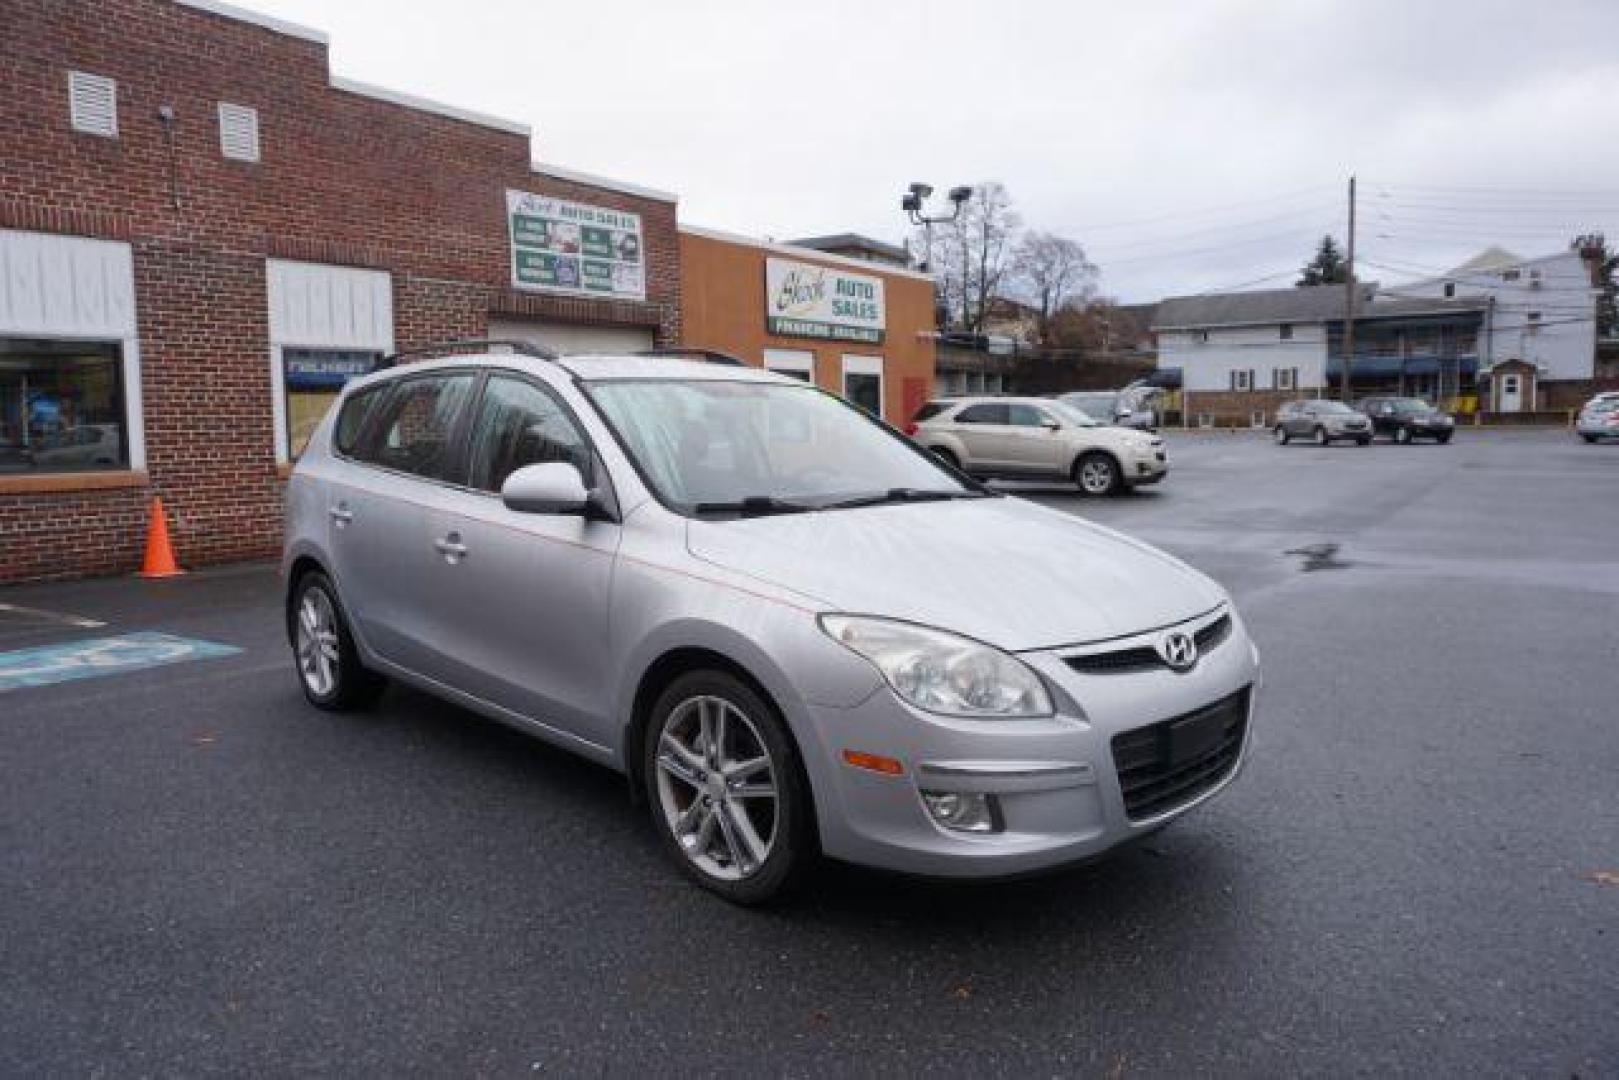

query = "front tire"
289;570;386;711
1436;432;1452;445
644;670;813;905
1273;425;1291;446
1074;451;1123;496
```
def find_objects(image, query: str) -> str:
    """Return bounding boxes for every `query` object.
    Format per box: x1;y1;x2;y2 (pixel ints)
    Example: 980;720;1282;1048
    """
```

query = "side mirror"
1042;419;1061;431
1115;408;1133;419
501;462;590;515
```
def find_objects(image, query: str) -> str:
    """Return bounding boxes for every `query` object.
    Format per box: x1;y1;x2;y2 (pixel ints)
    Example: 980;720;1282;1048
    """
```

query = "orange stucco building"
678;226;938;423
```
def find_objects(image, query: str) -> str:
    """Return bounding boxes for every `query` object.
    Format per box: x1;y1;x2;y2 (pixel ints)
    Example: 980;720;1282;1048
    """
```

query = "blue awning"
1325;356;1479;379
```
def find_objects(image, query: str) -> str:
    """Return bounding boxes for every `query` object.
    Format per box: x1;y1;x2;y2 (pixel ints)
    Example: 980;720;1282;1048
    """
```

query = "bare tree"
1011;231;1097;341
916;182;1021;332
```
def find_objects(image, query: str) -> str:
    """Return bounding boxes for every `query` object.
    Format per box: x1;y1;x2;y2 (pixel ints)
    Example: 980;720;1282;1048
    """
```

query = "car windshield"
585;378;978;515
1060;394;1114;420
1047;401;1101;427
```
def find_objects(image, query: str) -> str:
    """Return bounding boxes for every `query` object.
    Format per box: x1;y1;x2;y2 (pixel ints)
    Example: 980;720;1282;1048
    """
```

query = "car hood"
685;496;1225;652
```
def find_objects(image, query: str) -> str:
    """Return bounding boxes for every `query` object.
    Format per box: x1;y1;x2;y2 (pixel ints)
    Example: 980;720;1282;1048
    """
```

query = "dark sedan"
1357;397;1455;444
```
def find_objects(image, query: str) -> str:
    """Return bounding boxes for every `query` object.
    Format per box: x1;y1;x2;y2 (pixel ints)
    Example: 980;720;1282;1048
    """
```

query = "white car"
908;396;1167;494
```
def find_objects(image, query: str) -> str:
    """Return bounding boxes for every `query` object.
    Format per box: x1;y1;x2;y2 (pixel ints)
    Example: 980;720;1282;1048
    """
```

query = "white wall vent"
68;71;118;137
218;102;260;162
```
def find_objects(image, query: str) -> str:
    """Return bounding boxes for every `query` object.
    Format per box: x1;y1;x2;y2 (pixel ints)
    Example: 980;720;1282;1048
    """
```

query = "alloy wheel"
295;587;341;697
654;695;779;882
1079;456;1116;494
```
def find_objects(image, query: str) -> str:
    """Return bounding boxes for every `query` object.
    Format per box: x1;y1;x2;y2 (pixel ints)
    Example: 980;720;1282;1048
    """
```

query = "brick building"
0;0;681;582
679;226;938;424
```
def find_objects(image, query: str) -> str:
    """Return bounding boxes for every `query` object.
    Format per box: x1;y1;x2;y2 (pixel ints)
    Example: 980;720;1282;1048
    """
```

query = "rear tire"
1074;451;1123;496
1582;434;1599;444
1273;425;1291;446
288;570;386;711
644;669;814;905
1436;433;1452;445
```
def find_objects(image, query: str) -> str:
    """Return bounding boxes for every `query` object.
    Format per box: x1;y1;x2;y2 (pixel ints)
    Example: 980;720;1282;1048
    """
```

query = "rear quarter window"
334;384;386;457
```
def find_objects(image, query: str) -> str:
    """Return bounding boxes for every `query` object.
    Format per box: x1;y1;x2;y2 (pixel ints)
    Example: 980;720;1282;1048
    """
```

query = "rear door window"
956;403;1009;425
353;373;478;482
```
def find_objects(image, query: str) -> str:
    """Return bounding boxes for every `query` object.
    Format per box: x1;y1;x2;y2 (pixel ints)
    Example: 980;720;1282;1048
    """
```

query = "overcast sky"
248;0;1619;303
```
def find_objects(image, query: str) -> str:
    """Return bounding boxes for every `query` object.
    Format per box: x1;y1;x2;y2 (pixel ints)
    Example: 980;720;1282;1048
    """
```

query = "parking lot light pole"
902;182;972;276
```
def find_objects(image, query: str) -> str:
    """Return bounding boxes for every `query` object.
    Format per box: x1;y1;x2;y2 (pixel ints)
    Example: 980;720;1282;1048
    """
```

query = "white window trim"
762;348;814;379
0;330;146;471
266;260;394;464
0;232;143;470
841;353;884;417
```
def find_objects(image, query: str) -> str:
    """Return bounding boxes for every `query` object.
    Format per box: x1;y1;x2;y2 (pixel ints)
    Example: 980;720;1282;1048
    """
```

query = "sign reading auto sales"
507;189;646;301
765;257;885;344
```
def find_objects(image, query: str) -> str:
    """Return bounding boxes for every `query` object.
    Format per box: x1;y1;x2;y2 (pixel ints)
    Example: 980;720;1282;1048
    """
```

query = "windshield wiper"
692;496;818;518
818;488;985;510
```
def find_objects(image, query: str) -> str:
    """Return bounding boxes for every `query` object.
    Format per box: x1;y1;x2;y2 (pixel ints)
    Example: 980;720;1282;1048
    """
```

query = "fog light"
921;791;999;833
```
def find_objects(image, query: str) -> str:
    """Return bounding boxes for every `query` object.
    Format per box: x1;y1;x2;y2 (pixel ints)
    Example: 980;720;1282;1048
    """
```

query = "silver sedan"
283;350;1259;903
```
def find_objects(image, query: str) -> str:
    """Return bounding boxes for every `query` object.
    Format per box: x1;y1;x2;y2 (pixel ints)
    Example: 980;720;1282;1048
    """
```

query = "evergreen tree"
1297;235;1348;287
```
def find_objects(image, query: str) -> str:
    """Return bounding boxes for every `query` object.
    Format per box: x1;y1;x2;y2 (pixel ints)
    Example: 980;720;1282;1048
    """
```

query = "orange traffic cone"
138;496;185;578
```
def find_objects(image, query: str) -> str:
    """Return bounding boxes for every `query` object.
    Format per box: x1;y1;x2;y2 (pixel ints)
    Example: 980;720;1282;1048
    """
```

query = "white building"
1153;285;1363;399
1380;246;1598;385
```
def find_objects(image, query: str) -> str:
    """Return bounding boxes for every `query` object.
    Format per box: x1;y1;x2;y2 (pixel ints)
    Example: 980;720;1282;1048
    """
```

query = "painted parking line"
0;602;107;629
0;632;241;692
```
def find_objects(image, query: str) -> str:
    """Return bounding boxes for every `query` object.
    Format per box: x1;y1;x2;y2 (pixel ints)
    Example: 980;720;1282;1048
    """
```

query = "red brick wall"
0;0;680;582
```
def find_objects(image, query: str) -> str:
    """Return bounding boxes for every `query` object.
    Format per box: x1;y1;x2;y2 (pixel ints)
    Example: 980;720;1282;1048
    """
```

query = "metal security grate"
218;102;260;162
1111;687;1249;821
68;71;118;137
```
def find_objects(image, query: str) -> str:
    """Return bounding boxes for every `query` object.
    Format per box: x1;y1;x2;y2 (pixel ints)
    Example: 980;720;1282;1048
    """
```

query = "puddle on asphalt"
1284;542;1353;571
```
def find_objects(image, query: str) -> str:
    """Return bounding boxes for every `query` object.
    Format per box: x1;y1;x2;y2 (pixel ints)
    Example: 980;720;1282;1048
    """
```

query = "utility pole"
1340;175;1356;401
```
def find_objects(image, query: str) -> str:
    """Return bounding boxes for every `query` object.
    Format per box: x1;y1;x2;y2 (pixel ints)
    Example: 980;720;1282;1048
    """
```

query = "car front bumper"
799;613;1260;878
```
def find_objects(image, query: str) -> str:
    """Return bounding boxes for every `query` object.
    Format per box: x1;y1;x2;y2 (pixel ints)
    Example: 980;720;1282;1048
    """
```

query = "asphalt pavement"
1;428;1616;1076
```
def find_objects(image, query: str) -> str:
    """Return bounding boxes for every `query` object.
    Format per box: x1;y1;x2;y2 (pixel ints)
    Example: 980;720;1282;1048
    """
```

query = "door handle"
329;505;354;526
433;534;468;562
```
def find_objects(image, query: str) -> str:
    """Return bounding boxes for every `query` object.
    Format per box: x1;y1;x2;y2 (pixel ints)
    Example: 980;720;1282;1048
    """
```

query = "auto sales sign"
765;257;885;344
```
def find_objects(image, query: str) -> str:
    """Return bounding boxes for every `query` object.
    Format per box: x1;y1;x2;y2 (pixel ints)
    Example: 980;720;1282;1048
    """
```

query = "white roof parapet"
529;163;678;204
680;223;935;282
329;76;532;138
172;0;329;44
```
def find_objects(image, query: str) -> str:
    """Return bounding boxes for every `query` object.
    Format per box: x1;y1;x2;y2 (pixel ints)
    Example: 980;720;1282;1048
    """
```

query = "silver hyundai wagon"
282;344;1260;903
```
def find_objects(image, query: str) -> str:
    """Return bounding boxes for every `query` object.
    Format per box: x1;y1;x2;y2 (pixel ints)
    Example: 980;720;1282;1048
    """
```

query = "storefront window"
283;347;381;458
0;339;127;474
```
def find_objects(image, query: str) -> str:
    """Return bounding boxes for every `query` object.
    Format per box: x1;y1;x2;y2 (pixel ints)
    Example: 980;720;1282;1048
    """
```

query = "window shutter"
68;71;117;137
218;102;260;162
1229;370;1237;391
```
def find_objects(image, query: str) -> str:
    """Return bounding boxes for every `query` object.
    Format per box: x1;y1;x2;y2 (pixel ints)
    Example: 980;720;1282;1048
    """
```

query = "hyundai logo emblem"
1158;631;1198;671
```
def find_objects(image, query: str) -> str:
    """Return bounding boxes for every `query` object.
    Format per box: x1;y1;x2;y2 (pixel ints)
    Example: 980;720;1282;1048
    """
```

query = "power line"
1069;183;1339;233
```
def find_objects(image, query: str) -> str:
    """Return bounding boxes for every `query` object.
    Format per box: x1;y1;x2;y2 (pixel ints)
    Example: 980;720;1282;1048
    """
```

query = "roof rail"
631;347;749;367
376;338;560;369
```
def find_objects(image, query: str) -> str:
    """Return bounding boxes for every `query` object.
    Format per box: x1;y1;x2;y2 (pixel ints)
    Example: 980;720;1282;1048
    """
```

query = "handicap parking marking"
0;632;242;692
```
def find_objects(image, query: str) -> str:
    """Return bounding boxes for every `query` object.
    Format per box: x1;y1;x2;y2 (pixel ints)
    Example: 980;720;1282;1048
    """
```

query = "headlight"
818;614;1054;719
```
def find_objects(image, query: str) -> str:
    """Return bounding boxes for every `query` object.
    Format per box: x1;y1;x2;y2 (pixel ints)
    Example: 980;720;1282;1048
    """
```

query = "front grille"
1065;612;1231;675
1111;687;1249;821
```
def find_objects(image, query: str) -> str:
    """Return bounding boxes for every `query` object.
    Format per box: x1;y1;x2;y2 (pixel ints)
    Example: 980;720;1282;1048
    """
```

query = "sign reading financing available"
765;257;885;344
507;189;645;301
